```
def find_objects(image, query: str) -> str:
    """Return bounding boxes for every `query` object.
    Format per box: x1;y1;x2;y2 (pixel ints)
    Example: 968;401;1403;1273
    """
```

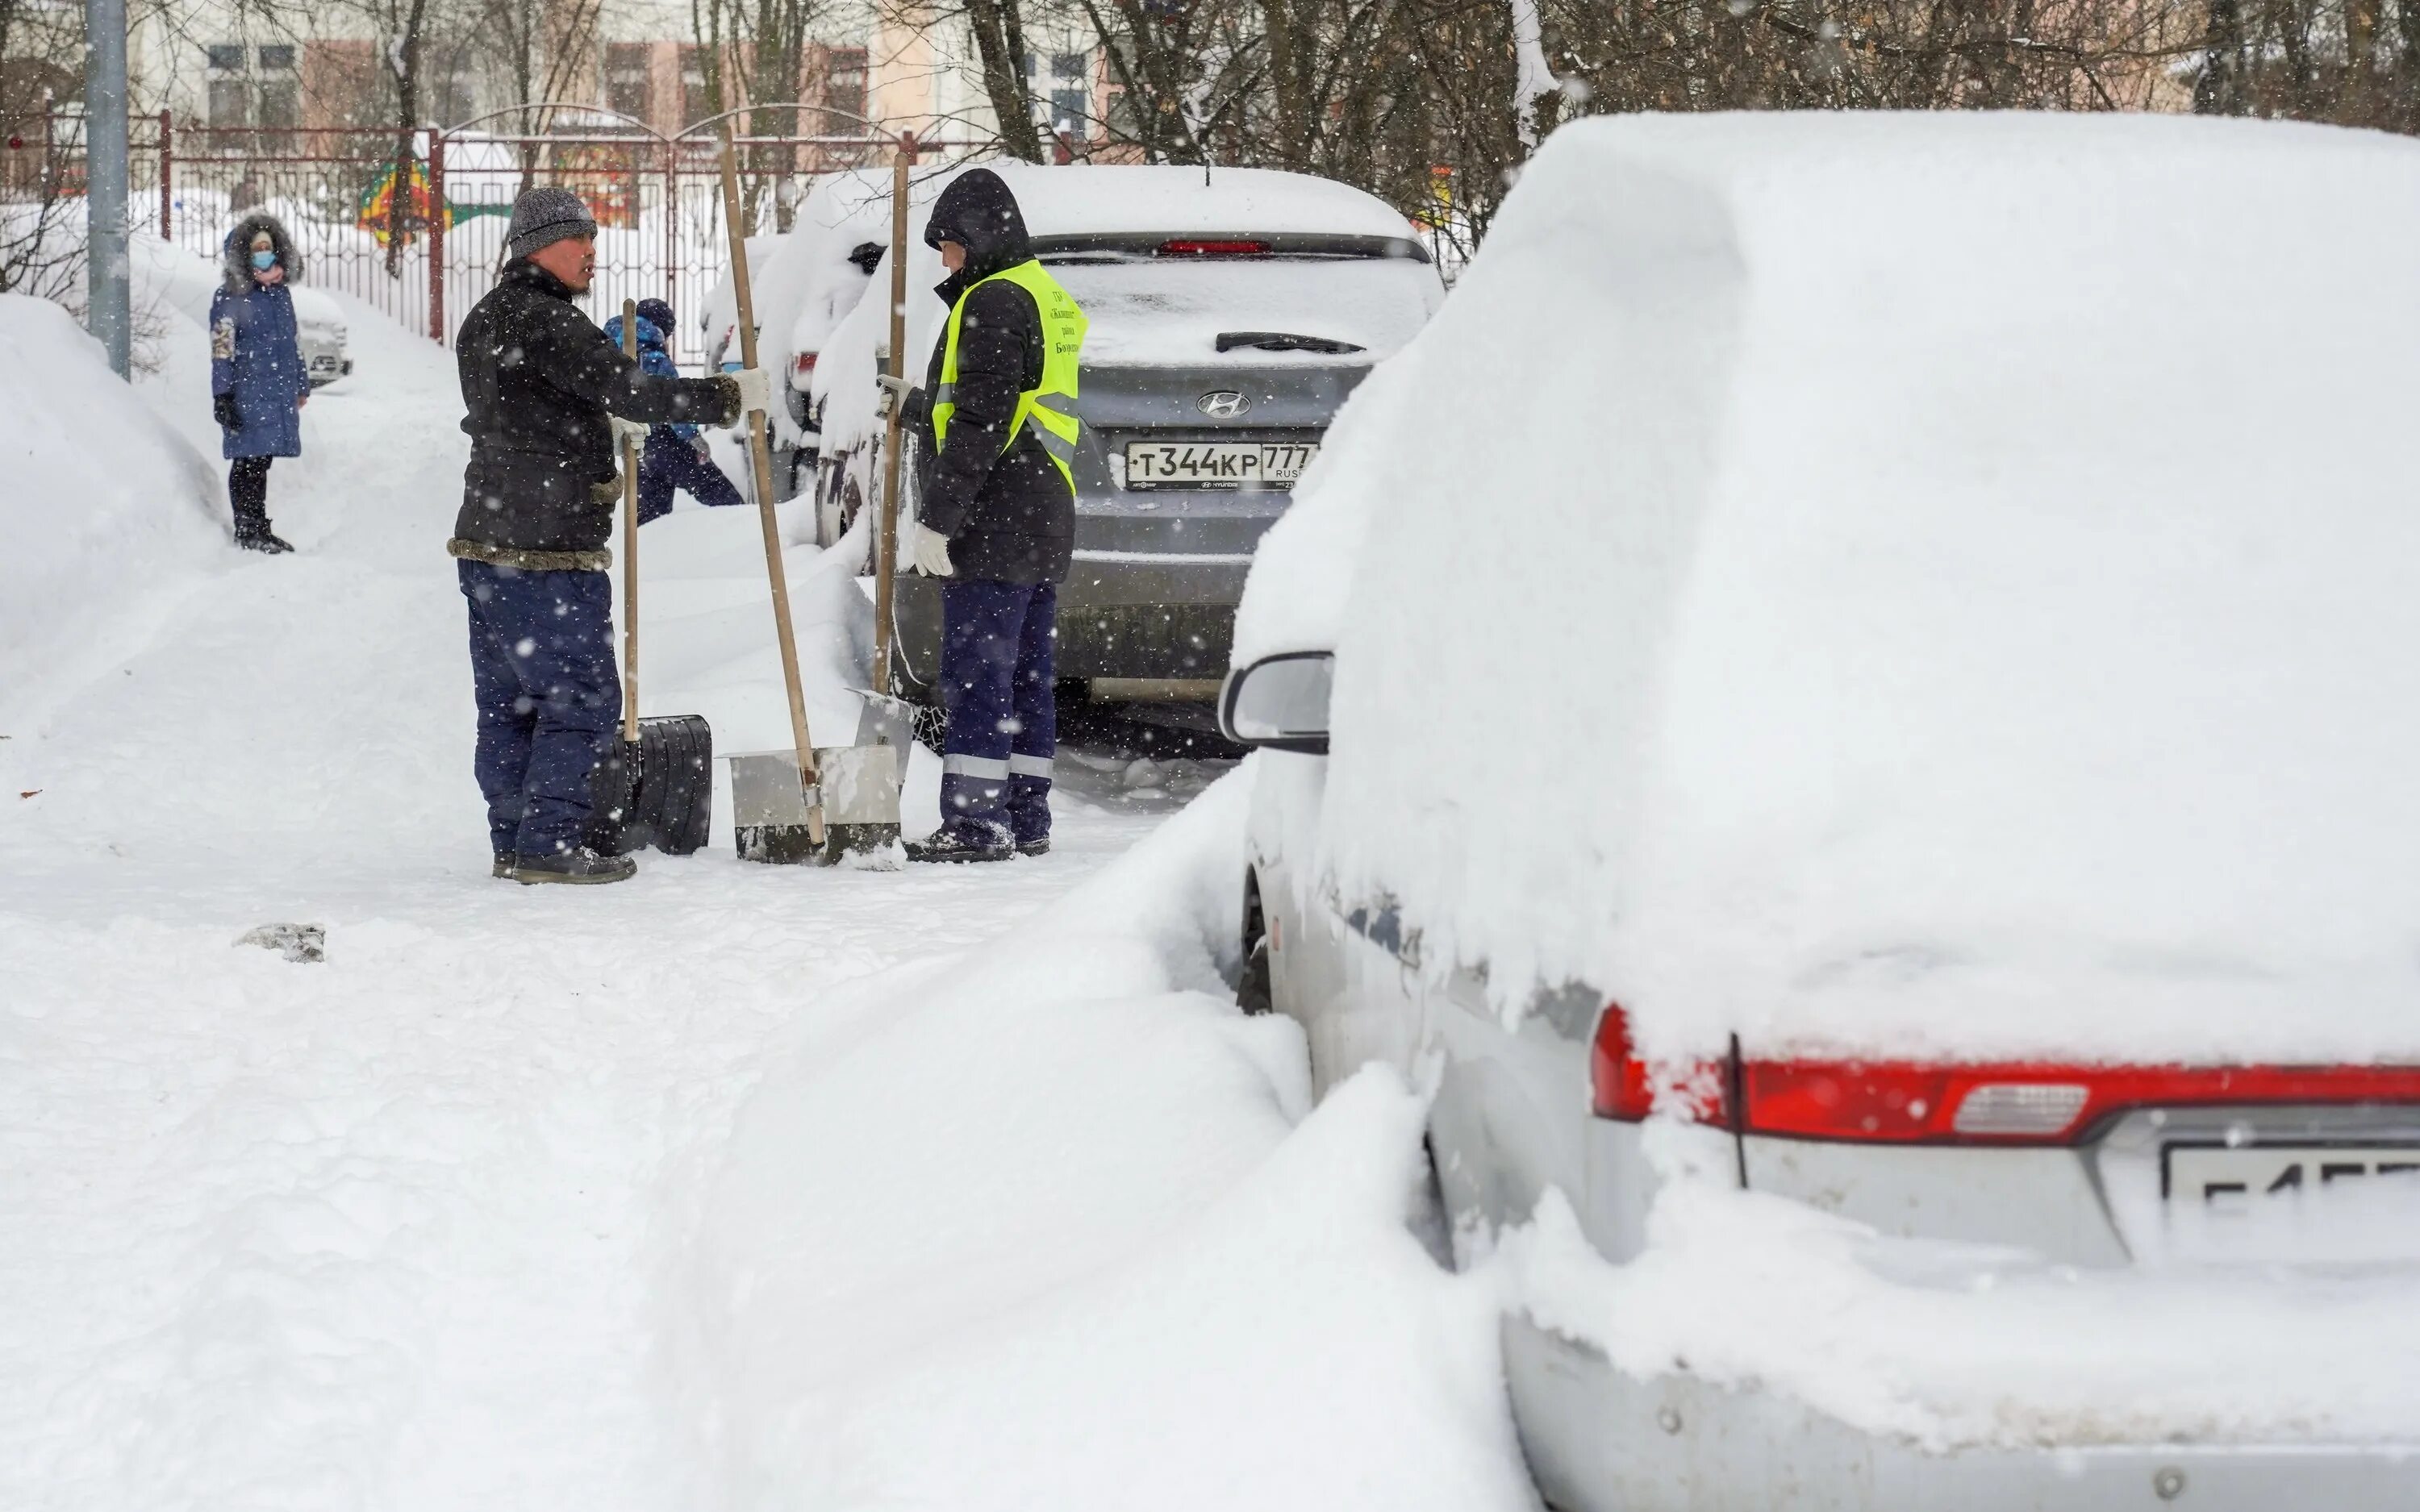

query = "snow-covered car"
697;176;892;498
812;163;1443;716
1221;115;2420;1512
289;284;351;389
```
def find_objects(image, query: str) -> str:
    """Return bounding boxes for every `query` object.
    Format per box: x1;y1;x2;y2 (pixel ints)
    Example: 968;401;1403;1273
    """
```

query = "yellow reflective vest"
932;259;1088;494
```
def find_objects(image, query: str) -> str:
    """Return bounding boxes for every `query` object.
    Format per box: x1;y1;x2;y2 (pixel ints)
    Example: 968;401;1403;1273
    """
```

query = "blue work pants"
937;578;1057;844
459;560;620;859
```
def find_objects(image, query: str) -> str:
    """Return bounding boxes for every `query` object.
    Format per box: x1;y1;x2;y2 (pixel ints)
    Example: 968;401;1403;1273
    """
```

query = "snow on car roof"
981;162;1416;241
1241;111;2420;1064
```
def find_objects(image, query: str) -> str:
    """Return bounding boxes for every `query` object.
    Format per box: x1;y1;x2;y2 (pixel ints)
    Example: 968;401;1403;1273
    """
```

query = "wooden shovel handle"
620;298;640;744
871;134;913;695
719;128;825;843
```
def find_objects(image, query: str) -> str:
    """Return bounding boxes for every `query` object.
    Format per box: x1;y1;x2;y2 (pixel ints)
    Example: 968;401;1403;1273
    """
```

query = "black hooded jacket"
916;169;1071;585
452;258;737;562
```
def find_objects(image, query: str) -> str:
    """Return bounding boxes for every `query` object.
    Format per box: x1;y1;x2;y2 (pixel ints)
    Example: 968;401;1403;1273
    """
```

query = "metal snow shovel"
716;130;900;864
592;298;714;857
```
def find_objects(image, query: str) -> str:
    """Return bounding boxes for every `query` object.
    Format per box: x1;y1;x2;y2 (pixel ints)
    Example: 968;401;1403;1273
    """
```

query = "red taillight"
1590;1006;1732;1125
1743;1060;2420;1144
1592;1006;2420;1146
791;351;817;376
1157;239;1271;257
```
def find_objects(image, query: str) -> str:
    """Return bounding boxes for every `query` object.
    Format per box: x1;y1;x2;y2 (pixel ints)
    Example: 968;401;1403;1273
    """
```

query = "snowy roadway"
2;300;1533;1509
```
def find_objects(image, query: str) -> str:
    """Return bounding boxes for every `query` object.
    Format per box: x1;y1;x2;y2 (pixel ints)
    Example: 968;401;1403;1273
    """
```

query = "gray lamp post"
86;0;131;378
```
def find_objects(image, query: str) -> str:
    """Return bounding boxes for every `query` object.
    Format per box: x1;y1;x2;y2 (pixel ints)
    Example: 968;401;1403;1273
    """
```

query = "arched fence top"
440;102;667;142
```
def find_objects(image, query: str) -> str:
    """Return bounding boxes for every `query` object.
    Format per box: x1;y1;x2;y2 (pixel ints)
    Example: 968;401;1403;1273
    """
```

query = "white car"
288;284;349;389
1222;114;2420;1511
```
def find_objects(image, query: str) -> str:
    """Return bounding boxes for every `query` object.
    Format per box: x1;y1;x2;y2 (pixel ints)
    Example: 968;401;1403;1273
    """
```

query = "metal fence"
92;106;983;366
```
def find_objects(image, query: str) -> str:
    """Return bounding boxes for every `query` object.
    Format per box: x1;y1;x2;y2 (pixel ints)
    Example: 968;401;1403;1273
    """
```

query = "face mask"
250;249;277;270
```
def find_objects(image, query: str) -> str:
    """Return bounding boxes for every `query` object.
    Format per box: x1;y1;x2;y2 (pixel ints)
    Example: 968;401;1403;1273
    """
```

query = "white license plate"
1124;441;1318;489
2165;1143;2420;1207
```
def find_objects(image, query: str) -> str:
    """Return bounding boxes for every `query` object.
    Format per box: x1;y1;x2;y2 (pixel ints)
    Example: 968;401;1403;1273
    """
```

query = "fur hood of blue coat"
221;212;303;294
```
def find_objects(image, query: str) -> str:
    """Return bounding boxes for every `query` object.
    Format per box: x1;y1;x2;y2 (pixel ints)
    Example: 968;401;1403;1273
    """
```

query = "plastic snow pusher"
591;298;714;857
719;128;907;864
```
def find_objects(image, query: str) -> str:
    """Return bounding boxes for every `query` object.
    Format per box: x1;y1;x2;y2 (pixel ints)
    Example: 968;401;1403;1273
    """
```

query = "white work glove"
910;522;955;577
874;373;915;419
728;365;774;419
609;415;650;456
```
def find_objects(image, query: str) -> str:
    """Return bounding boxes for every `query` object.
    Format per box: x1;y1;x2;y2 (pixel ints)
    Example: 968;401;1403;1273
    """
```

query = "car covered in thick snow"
696;173;897;498
1221;115;2420;1511
812;163;1443;718
289;284;351;389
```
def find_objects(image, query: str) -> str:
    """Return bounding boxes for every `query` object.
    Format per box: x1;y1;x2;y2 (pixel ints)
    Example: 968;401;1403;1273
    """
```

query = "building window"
607;43;653;125
257;44;298;130
208;78;251;127
680;46;713;127
822;47;866;135
257;76;299;129
1050;52;1087;133
1024;49;1090;134
207;43;244;71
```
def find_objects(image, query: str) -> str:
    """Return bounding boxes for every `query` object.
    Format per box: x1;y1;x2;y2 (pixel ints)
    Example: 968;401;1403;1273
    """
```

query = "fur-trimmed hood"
221;212;302;293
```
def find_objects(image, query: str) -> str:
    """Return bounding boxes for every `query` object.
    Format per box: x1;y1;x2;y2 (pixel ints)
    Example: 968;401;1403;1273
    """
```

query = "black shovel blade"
590;714;714;856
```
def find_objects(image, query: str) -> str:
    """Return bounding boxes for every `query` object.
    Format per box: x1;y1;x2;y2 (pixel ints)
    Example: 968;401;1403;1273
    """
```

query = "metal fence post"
428;130;446;342
158;110;172;240
663;145;680;360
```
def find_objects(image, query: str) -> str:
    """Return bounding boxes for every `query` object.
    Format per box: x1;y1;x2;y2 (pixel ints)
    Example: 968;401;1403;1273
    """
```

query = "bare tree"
0;0;90;298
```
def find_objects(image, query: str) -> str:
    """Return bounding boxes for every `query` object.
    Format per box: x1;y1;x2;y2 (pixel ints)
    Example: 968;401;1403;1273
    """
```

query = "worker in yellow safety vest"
903;169;1090;864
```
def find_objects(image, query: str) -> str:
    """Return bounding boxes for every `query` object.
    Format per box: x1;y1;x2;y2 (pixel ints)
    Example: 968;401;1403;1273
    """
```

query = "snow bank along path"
0;267;1531;1509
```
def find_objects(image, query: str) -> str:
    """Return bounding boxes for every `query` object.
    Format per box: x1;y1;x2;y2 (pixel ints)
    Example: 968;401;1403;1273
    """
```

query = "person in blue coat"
210;212;310;553
601;298;746;523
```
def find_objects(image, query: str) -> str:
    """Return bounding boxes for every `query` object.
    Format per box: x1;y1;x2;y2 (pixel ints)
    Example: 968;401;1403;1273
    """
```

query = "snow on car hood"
1244;112;2420;1065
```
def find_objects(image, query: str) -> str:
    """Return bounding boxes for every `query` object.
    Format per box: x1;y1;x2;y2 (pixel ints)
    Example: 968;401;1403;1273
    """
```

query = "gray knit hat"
507;185;597;260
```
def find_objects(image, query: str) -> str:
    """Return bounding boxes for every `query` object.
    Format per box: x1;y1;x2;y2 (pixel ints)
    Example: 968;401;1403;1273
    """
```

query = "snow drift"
675;769;1533;1512
1240;111;2420;1066
0;293;223;706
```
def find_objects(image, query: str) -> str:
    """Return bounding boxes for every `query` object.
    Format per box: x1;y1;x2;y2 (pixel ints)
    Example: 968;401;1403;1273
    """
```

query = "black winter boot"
512;846;637;885
228;458;290;552
904;826;1013;864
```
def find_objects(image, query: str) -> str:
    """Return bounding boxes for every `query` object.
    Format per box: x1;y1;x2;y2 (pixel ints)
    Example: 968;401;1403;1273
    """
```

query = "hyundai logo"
1197;389;1251;419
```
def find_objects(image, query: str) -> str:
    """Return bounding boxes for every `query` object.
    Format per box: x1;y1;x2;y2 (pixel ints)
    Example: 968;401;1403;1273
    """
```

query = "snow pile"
0;292;223;702
1246;112;2420;1064
674;769;1533;1512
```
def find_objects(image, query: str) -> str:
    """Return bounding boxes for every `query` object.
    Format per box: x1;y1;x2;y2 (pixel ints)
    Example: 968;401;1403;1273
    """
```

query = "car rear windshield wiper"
1216;331;1366;355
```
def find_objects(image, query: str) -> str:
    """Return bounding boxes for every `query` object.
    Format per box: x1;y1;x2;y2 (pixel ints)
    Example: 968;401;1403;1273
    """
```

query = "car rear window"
1042;242;1442;367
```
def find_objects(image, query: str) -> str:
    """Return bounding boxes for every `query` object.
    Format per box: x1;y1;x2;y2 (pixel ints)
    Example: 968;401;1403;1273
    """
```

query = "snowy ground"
0;285;1532;1509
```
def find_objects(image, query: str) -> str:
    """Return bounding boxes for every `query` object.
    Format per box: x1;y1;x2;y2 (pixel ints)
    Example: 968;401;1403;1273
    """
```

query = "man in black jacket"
903;169;1087;864
450;185;771;885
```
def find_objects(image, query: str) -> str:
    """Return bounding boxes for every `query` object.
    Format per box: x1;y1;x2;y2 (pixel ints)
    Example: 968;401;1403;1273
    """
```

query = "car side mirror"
1220;652;1333;754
